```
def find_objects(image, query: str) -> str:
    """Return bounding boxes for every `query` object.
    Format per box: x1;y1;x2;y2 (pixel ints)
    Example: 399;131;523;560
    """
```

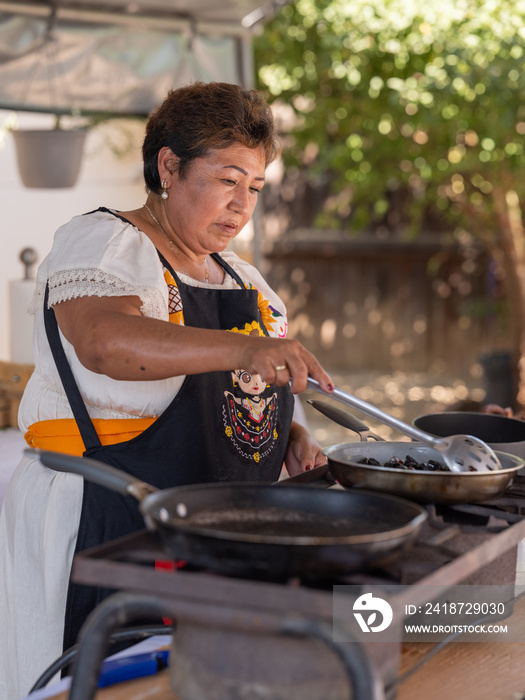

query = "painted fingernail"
305;465;313;471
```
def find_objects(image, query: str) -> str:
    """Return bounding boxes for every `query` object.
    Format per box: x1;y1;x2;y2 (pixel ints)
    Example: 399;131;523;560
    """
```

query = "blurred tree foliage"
254;0;525;406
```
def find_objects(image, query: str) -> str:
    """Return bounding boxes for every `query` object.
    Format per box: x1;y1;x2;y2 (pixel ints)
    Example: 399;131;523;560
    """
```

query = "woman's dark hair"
143;82;280;193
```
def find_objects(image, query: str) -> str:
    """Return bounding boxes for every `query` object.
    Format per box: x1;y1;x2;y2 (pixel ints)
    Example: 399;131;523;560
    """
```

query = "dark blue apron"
43;235;294;651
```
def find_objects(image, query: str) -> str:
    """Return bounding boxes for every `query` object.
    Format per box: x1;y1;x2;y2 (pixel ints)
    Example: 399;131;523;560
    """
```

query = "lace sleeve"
28;209;170;319
29;268;167;320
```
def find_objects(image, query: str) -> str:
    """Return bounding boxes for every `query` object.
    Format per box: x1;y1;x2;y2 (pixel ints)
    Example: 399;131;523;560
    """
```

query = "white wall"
0;110;147;362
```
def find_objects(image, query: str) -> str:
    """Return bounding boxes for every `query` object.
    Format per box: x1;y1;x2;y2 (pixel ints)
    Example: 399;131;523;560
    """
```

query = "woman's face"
163;143;266;255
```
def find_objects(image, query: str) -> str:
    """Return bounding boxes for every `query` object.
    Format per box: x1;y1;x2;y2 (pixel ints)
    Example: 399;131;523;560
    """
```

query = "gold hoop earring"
161;180;169;200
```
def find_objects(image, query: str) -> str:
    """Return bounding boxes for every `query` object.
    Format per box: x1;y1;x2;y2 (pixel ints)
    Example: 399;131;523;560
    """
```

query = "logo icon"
352;593;393;632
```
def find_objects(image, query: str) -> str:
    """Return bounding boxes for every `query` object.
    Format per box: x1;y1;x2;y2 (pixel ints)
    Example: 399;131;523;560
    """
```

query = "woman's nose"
229;185;251;214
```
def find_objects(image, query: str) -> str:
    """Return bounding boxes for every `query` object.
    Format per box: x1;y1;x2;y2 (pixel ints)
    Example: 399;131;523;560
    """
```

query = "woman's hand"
238;336;333;395
284;421;327;477
483;403;514;417
483;404;525;420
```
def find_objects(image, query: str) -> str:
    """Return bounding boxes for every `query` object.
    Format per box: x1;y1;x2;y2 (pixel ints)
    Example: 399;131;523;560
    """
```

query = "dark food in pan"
357;455;454;472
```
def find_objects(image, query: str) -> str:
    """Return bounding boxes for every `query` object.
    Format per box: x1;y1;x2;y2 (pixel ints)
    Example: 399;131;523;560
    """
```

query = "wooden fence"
264;230;510;376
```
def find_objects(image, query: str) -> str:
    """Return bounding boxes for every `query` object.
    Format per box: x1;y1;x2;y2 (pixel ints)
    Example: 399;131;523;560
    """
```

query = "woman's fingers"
272;362;289;381
285;348;333;394
268;356;327;393
285;422;328;475
239;337;333;394
483;404;513;417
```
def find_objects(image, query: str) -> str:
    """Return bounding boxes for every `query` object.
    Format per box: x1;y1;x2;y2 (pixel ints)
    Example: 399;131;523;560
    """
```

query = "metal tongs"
307;378;502;473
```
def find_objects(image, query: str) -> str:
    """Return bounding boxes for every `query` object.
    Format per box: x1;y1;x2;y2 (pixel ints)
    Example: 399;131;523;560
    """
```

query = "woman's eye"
250;187;261;195
223;179;236;186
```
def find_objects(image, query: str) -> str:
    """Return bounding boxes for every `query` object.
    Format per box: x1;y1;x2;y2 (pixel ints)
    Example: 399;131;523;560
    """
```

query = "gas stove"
68;478;525;700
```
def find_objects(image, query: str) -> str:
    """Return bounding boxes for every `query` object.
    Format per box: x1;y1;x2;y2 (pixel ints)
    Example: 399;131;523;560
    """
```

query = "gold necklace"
143;203;209;283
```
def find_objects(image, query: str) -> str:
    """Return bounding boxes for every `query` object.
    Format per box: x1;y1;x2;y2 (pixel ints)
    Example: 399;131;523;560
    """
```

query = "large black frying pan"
414;412;525;463
30;448;427;579
308;401;525;504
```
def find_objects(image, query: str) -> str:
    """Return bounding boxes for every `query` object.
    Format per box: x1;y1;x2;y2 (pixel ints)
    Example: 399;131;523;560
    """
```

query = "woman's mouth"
216;221;238;236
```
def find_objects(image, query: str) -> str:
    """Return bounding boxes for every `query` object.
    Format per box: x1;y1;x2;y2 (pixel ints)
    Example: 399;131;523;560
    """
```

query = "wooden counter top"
46;639;525;700
396;594;525;700
396;639;525;700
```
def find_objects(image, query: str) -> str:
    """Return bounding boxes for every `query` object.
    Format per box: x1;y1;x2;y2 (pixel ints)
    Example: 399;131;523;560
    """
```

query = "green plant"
255;0;525;406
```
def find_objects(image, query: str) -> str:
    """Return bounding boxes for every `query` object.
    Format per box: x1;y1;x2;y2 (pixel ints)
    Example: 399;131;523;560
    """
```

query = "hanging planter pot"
12;128;87;189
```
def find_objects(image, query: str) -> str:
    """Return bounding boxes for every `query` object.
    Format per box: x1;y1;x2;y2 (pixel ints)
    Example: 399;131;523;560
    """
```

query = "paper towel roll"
9;280;35;364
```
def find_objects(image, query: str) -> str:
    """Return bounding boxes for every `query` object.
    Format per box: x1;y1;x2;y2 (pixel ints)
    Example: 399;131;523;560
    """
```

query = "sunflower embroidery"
229;319;265;337
257;292;274;333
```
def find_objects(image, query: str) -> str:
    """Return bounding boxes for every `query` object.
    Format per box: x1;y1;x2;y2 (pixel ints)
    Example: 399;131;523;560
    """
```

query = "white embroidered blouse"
19;208;288;431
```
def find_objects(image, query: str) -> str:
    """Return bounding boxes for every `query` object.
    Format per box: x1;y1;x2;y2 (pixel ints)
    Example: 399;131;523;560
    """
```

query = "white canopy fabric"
0;0;286;115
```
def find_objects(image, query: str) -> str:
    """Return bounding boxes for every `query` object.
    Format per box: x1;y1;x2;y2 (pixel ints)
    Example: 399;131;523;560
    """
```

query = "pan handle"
26;448;157;501
307;400;382;441
273;463;336;487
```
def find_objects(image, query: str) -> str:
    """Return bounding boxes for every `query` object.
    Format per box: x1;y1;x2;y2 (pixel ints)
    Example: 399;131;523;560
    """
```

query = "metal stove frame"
66;484;525;700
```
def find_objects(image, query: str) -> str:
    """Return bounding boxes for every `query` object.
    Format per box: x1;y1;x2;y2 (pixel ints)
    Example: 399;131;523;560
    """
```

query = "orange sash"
25;417;157;457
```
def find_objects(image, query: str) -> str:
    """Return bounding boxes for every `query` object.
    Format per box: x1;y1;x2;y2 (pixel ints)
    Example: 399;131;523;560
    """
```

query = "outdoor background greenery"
254;0;525;407
255;0;525;234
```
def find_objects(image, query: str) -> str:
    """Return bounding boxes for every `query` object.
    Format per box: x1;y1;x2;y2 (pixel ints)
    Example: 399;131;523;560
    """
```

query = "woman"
0;82;333;699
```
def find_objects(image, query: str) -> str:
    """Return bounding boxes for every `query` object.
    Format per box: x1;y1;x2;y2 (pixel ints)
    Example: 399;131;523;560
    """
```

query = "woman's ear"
158;146;179;180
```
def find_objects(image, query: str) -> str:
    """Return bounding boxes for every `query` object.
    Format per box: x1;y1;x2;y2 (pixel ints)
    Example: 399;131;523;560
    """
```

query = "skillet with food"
323;440;523;504
306;398;524;504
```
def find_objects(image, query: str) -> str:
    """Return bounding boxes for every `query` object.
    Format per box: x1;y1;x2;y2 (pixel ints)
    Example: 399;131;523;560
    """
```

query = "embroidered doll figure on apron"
223;370;279;464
